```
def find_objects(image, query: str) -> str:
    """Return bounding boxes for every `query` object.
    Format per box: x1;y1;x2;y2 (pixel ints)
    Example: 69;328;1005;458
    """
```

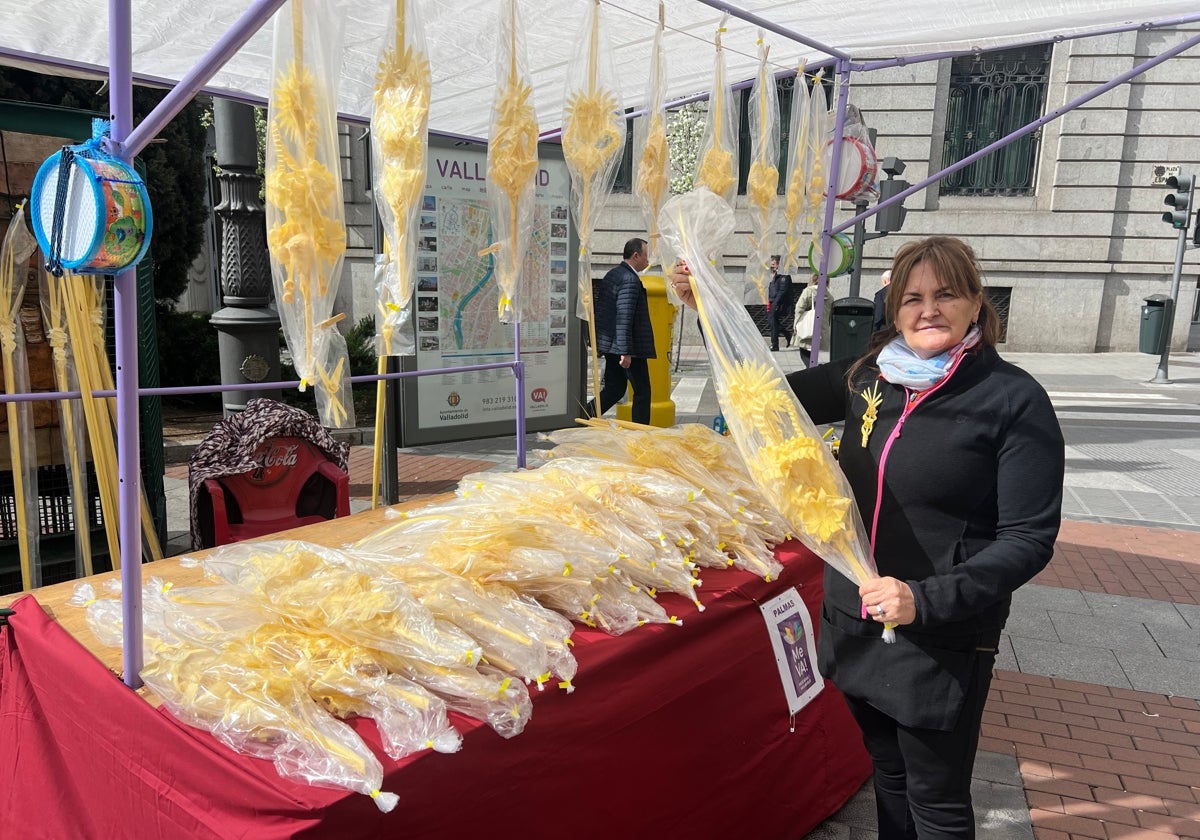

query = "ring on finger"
875;605;884;616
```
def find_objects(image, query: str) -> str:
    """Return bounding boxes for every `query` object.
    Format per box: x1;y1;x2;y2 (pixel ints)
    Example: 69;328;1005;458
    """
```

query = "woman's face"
896;261;982;359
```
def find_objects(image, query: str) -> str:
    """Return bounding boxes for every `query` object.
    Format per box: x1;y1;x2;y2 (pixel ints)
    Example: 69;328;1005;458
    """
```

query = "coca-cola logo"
530;387;548;403
248;442;301;485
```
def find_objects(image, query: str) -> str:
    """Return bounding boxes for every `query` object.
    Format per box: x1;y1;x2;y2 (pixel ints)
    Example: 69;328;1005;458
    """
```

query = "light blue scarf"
875;325;982;390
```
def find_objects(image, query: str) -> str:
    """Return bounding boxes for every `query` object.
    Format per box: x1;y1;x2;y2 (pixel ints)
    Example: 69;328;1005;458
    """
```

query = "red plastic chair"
194;436;351;549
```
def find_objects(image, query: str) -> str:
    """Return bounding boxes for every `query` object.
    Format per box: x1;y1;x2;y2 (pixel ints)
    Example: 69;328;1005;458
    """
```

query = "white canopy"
1;0;1197;140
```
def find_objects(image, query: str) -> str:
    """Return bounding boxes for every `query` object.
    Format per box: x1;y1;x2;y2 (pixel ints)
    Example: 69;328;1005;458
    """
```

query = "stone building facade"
587;27;1200;353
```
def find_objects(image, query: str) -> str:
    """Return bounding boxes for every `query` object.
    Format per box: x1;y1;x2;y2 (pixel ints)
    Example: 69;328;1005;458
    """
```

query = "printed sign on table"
759;587;824;715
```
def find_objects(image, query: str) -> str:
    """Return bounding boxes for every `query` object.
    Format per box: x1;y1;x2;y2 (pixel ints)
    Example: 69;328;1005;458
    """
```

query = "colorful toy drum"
30;141;153;276
823;136;878;201
807;232;856;277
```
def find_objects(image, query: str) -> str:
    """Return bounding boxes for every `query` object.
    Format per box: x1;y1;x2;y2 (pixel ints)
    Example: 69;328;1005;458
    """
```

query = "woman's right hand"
671;263;697;310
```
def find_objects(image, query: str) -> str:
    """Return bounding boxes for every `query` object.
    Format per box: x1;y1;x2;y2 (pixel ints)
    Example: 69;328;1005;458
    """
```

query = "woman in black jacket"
674;236;1064;839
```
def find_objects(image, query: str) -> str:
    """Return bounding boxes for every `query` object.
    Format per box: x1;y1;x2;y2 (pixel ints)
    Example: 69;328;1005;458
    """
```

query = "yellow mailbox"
617;273;676;428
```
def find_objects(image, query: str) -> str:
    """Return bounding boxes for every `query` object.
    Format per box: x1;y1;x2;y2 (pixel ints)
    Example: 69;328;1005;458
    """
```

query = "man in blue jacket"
587;237;655;424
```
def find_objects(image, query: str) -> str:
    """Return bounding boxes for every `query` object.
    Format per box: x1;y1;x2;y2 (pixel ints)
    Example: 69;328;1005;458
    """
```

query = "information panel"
398;138;581;446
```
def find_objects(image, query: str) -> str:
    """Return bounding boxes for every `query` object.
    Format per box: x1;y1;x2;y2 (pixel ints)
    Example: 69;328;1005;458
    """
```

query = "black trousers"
769;309;792;349
843;645;998;840
587;353;651;425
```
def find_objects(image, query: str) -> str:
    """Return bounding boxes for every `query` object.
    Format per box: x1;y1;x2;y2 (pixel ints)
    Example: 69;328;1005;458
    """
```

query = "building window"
942;45;1051;196
986;286;1011;342
611;117;635;194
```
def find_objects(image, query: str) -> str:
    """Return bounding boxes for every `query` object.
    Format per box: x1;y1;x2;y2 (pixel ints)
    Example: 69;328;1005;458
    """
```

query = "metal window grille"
985;286;1012;342
611;117;635;194
942;45;1051;196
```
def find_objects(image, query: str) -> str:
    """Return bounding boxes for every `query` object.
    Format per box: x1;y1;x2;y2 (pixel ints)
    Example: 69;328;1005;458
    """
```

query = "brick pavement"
985;521;1200;840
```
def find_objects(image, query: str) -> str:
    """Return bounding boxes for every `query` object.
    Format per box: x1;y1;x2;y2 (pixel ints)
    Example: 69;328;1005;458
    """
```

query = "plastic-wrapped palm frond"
486;0;540;324
744;34;781;305
265;0;354;427
658;188;882;595
635;2;671;276
693;16;737;204
371;0;431;356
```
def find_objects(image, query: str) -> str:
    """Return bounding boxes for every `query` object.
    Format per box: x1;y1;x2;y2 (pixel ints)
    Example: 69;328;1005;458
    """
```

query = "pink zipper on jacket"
868;352;969;552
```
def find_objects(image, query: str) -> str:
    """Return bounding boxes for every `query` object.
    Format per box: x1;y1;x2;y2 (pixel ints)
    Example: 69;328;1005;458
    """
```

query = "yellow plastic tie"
537;672;551;687
565;637;575;647
669;616;682;625
687;490;694;502
512;703;520;718
648;587;657;597
498;678;512;695
370;790;382;800
563;562;572;577
558;679;574;692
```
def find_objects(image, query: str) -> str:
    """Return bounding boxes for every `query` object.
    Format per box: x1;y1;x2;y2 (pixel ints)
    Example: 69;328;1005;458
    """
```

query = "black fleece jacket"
785;345;1064;729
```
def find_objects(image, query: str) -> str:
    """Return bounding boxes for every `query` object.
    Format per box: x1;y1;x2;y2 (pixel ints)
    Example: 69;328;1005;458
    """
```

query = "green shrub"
156;306;220;408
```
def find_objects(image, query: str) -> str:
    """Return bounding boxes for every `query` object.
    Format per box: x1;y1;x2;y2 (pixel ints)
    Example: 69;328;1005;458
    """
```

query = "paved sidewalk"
160;349;1200;838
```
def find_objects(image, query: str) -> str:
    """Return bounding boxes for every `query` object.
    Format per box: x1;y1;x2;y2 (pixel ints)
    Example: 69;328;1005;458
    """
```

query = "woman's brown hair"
846;236;999;383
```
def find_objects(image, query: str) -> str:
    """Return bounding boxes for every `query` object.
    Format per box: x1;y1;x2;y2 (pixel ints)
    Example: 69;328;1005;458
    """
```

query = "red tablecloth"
0;542;869;839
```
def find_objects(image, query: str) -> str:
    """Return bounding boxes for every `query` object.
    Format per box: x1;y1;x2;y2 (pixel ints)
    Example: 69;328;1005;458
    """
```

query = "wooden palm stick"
0;215;36;589
61;278;122;567
78;278;163;561
41;271;93;576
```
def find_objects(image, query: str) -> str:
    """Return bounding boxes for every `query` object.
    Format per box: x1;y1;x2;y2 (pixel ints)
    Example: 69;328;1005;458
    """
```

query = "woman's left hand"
859;578;916;626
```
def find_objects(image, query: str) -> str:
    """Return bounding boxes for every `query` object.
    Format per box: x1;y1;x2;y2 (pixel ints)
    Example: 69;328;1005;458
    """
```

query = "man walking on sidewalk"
768;256;795;351
586;237;655;424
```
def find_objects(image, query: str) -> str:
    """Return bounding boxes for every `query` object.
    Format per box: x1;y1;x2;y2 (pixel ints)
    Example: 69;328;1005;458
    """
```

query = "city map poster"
411;144;575;432
759;587;824;715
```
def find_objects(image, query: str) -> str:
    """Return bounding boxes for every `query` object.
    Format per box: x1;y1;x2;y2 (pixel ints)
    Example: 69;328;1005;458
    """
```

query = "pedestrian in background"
873;268;892;333
586;237;655;425
767;255;795;351
792;273;835;366
672;236;1064;838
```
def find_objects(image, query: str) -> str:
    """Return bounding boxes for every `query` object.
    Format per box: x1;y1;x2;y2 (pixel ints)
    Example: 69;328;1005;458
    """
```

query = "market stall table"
0;504;870;839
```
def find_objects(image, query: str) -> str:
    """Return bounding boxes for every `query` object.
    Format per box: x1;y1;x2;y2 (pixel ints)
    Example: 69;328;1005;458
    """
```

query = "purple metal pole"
810;58;852;367
694;0;849;60
121;0;288;157
513;323;526;468
831;29;1200;237
108;0;143;690
853;12;1200;72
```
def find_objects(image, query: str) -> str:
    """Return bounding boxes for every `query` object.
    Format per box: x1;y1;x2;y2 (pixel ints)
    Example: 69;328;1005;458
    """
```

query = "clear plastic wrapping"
200;540;482;669
370;0;430;357
635;3;671;276
781;63;812;273
659;188;881;591
78;579;404;811
265;0;354;428
744;34;781;305
485;0;539;324
692;16;738;204
561;0;626;330
540;421;789;579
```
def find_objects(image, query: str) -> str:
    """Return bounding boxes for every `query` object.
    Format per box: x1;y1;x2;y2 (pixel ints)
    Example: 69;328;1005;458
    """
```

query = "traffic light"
875;176;909;233
1162;174;1193;230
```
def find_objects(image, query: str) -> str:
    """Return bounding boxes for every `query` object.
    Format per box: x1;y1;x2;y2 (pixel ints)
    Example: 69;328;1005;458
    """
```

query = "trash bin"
1139;294;1172;355
828;296;875;361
